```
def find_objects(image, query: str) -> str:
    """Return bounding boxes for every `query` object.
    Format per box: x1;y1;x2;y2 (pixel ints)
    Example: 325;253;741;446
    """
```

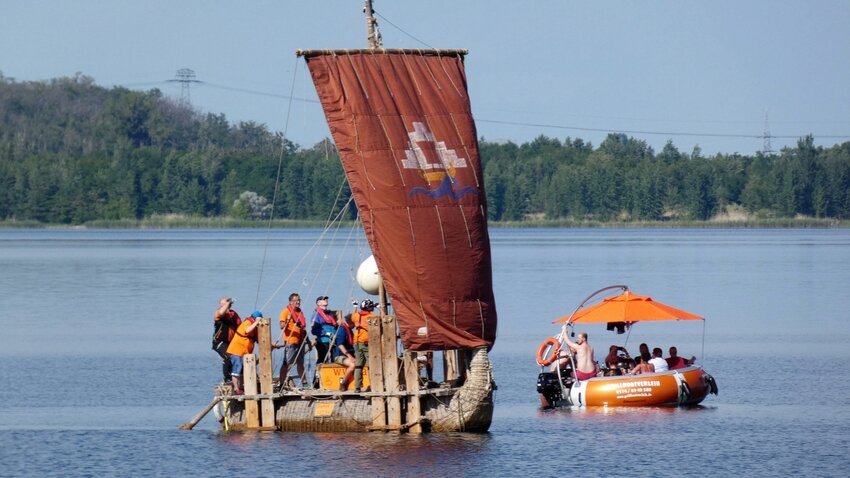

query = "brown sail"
302;50;496;351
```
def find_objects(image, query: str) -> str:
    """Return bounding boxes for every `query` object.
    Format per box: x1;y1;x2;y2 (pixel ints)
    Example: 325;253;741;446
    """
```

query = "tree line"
1;74;849;224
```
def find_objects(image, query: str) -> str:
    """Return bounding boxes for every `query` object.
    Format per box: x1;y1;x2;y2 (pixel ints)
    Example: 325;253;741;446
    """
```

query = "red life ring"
536;338;561;366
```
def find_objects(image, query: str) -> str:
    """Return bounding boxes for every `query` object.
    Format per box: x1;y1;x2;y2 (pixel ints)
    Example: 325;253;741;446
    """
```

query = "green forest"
2;74;849;225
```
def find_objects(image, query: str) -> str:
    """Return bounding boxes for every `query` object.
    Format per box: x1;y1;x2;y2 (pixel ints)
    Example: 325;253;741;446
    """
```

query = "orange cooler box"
317;364;370;391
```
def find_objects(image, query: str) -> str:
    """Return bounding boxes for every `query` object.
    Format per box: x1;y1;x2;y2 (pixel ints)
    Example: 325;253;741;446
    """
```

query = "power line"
475;118;850;140
115;78;849;141
202;82;318;104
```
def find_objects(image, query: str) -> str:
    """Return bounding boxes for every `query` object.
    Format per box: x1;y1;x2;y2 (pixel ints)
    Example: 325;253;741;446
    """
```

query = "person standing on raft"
351;299;377;392
226;310;263;395
276;293;309;388
212;297;241;383
563;331;597;380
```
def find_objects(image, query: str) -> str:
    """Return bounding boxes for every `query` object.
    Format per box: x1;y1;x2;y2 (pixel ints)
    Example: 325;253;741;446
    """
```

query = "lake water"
2;228;849;476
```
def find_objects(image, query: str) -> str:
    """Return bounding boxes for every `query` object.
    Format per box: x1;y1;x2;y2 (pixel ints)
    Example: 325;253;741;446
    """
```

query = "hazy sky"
2;0;849;155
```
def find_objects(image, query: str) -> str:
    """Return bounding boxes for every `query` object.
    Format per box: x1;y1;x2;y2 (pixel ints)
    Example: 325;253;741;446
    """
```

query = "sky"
2;0;849;155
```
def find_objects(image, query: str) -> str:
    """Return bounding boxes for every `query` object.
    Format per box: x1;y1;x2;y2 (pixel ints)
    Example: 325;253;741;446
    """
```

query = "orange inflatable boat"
537;365;717;408
536;285;718;408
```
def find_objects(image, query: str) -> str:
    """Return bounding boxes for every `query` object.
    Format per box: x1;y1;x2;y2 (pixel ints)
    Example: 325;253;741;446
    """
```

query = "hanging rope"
258;194;355;312
253;58;301;311
300;162;349;289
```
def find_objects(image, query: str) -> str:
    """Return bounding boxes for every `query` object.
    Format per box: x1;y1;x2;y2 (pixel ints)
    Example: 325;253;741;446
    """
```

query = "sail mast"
364;0;382;49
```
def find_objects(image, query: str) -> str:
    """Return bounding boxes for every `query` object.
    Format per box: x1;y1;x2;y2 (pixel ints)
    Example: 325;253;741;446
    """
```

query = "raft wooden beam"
257;318;276;429
215;386;458;401
403;351;423;433
296;48;468;58
368;314;386;429
178;397;222;430
243;354;260;429
444;350;459;382
382;315;402;430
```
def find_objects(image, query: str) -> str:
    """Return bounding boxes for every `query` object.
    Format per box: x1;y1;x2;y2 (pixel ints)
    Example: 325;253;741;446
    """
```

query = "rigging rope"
258;194;355;312
253;58;301;311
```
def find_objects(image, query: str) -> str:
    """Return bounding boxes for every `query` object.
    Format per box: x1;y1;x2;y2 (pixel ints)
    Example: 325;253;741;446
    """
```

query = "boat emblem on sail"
402;122;477;199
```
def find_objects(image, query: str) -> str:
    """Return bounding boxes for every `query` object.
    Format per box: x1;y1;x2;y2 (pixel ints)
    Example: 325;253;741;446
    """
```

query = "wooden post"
444;350;458;382
243;354;260;429
381;315;402;430
403;351;422;433
457;349;468;385
368;315;386;428
257;318;276;429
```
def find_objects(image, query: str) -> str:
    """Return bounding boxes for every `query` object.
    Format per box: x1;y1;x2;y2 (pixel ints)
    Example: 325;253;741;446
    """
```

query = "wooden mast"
364;0;382;49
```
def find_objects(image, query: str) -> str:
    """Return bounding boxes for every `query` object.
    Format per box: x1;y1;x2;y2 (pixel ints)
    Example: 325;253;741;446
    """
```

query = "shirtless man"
563;331;597;380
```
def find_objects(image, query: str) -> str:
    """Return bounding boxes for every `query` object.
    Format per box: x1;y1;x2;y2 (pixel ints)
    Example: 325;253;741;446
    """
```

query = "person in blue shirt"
310;296;338;364
332;313;356;391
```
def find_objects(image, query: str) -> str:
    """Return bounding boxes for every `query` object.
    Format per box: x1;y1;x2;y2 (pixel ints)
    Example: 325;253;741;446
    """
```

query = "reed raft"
216;347;494;433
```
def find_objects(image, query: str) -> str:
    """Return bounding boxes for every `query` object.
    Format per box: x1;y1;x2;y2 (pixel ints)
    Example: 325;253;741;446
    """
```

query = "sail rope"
300;157;349;290
252;57;301;311
258;194;354;312
263;194;355;384
374;12;433;49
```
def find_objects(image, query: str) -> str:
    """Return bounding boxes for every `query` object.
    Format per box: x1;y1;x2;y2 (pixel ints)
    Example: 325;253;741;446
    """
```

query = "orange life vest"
352;310;376;344
279;305;307;345
226;318;258;356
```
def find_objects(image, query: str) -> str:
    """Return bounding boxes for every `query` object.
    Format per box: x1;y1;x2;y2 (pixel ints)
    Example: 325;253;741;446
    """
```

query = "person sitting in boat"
631;352;654;374
633;342;650;366
562;331;597;380
212;297;241;384
351;299;377;392
225;310;263;395
665;346;696;370
311;296;338;364
275;292;310;389
332;313;356;391
604;345;631;375
649;347;669;372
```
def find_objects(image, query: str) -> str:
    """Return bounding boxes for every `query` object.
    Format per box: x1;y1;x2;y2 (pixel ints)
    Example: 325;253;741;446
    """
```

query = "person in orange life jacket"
274;293;310;388
226;310;263;395
333;313;356;391
351;299;377;392
212;297;241;383
310;296;338;364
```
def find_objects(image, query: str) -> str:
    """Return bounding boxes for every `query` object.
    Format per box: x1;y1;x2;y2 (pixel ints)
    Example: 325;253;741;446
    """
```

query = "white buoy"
356;255;381;295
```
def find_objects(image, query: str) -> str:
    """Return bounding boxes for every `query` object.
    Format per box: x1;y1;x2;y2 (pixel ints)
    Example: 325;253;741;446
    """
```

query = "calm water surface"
1;228;849;476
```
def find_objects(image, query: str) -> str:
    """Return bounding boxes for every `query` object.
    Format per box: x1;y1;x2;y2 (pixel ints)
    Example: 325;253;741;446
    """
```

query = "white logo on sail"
401;122;467;172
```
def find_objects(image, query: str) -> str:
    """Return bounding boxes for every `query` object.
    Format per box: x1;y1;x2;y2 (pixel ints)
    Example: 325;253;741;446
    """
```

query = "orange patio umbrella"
553;290;703;324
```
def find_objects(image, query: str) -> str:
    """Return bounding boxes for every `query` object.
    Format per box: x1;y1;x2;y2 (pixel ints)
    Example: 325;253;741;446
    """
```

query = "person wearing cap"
275;293;309;388
226;310;263;394
351;299;377;392
212;297;241;383
310;296;338;365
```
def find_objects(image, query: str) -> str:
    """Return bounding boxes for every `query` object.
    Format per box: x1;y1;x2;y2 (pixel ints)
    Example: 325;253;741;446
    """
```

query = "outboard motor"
705;373;719;395
537;372;562;408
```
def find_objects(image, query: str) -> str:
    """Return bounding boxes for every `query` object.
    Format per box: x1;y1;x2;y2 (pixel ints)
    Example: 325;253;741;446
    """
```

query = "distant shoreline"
1;216;847;229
